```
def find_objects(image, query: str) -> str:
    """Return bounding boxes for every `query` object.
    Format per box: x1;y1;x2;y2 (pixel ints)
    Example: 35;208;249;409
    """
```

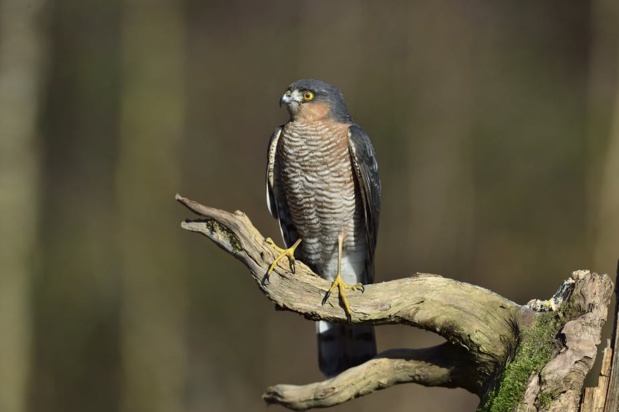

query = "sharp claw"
264;238;302;277
321;291;331;306
324;274;361;317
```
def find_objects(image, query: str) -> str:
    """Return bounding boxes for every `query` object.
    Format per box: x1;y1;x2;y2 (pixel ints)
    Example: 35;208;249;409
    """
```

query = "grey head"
279;79;353;123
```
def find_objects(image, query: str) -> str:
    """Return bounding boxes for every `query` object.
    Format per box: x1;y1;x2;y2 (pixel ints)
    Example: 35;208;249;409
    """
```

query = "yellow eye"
302;91;314;101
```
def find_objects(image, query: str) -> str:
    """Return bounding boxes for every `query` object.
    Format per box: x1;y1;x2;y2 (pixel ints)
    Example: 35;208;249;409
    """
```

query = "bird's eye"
302;91;315;101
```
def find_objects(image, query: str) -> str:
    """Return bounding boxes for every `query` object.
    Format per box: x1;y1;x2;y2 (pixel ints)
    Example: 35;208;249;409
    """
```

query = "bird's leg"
324;234;364;318
265;238;302;275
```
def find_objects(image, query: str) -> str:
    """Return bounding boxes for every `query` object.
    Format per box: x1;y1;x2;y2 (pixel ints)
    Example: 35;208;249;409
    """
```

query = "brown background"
2;1;618;411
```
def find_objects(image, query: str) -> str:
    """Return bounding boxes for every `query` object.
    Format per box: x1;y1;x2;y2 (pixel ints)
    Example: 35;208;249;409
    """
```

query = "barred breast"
277;120;367;284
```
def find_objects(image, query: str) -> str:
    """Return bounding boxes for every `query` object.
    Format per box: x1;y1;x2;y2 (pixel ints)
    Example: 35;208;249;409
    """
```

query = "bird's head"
280;79;352;123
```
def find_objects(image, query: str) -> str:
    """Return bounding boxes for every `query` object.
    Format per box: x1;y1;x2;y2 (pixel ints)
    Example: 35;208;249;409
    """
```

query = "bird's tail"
316;321;376;378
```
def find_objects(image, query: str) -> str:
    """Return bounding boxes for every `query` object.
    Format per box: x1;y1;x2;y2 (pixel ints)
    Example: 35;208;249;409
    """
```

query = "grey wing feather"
347;124;381;283
265;126;299;249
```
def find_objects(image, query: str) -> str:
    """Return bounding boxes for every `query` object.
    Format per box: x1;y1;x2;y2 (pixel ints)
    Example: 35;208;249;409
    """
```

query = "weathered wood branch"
603;262;619;412
577;260;619;412
263;344;477;410
176;194;614;411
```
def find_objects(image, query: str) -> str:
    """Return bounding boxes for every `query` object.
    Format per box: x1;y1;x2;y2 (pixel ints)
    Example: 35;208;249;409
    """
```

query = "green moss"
206;220;242;253
479;312;560;412
537;390;556;410
206;220;216;233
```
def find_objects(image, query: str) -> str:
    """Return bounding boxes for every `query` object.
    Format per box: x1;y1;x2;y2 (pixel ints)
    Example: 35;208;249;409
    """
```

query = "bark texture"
177;195;614;411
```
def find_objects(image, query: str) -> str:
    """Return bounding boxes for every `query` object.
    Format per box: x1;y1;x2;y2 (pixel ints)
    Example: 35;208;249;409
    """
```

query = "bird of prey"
265;79;381;377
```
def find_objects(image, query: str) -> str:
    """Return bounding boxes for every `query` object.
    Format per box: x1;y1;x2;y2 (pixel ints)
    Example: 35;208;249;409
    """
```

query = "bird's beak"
280;89;302;117
280;91;292;107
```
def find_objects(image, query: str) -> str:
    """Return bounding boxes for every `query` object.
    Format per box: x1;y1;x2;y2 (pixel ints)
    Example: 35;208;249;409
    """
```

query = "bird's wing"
266;126;299;248
266;127;282;219
347;124;381;283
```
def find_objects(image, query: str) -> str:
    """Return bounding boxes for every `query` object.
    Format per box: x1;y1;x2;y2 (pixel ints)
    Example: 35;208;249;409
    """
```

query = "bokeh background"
2;1;619;411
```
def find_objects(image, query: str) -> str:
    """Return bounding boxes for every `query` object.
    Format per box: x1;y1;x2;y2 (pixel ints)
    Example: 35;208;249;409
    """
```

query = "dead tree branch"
176;194;613;411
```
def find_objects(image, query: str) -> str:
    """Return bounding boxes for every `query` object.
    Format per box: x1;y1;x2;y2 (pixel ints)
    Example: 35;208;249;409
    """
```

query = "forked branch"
176;194;613;411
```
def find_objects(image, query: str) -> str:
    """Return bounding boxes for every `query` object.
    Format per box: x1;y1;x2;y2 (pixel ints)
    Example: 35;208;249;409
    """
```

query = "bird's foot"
265;238;302;276
323;273;364;319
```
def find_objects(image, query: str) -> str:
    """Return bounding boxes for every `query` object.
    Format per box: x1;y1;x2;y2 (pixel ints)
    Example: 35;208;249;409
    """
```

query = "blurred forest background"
1;0;619;411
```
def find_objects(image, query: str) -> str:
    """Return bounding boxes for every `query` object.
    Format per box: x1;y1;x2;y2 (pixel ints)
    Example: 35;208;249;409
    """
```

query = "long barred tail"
316;321;376;378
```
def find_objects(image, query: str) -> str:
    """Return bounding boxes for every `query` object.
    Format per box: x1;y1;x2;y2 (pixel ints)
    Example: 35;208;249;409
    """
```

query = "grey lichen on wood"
177;194;614;411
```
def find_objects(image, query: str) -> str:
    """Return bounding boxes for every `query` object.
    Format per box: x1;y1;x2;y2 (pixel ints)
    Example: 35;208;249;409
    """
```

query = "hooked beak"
280;91;293;107
280;89;303;107
279;89;302;117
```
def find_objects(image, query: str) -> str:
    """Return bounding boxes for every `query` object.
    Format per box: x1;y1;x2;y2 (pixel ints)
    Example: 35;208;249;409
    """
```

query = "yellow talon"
266;237;302;275
322;233;364;318
326;273;364;317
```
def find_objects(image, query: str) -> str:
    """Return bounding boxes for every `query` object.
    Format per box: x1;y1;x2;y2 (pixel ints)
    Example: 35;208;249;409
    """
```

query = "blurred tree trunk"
31;0;122;410
404;3;475;275
590;0;619;275
0;1;46;411
117;1;187;411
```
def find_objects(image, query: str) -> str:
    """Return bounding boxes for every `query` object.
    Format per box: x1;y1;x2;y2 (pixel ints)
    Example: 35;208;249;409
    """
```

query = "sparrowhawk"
265;79;381;377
